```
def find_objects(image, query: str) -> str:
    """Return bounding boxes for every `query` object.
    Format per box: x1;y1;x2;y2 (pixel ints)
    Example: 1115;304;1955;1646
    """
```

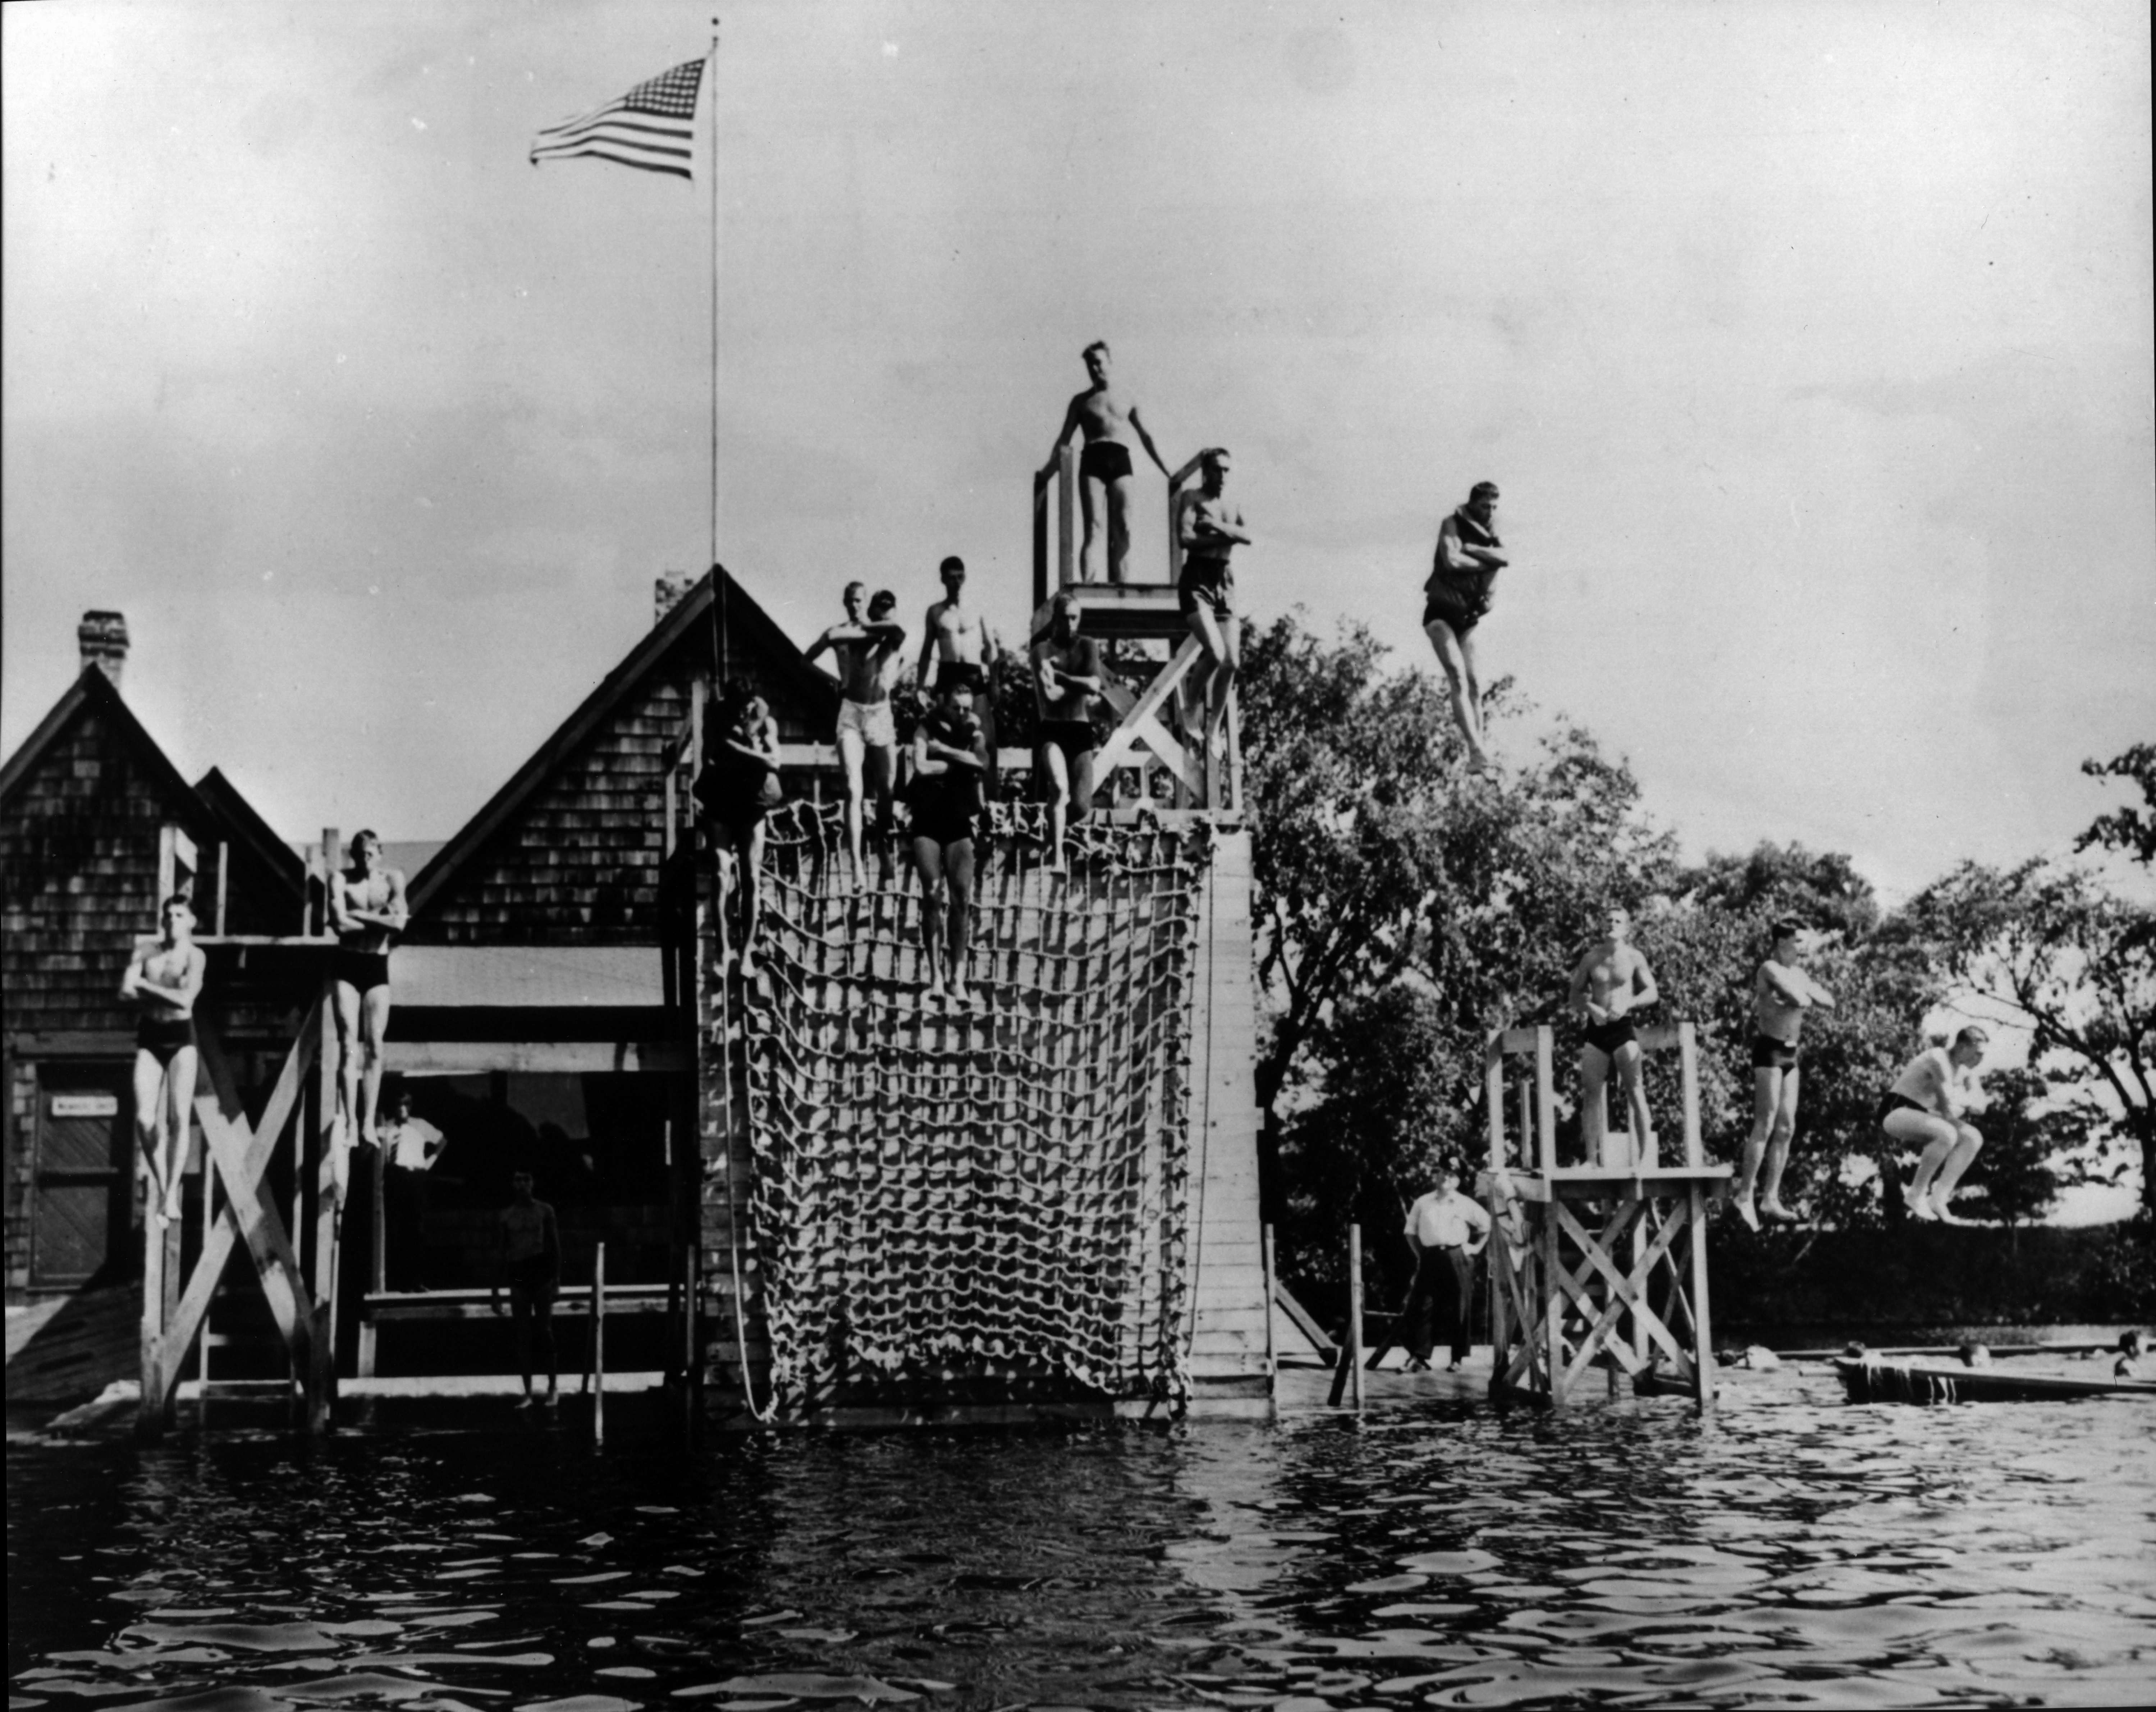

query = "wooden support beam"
1534;1027;1557;1172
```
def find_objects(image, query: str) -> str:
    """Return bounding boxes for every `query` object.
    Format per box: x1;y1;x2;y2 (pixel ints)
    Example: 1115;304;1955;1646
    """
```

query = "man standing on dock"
908;679;991;1005
1567;905;1662;1164
1400;1161;1492;1372
122;893;206;1218
805;583;907;888
1176;448;1249;769
491;1167;561;1410
1878;1026;1990;1223
330;830;408;1155
919;556;1003;792
1043;340;1174;585
1731;919;1837;1231
1422;481;1506;772
379;1087;445;1290
1031;591;1108;871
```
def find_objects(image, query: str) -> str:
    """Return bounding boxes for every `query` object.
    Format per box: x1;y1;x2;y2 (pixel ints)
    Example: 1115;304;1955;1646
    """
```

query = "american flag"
530;58;705;180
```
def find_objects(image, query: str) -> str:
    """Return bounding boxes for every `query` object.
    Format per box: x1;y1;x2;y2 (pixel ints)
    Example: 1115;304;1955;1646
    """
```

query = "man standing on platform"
1175;448;1250;766
1043;340;1174;585
908;679;991;1005
122;893;206;1218
1400;1161;1492;1372
1031;591;1108;871
1567;904;1662;1164
491;1167;561;1410
805;583;907;887
330;830;407;1155
1731;918;1837;1231
919;556;1003;792
694;682;784;979
378;1087;445;1290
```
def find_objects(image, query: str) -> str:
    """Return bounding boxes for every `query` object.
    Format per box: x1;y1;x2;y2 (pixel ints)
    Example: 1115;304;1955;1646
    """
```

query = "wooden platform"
1832;1357;2156;1405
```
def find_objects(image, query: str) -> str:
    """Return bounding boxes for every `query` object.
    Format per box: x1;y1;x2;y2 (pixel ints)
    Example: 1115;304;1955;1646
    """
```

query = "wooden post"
137;1197;171;1435
1347;1223;1365;1413
1260;1223;1278;1377
1534;1027;1557;1173
592;1241;607;1449
1688;1186;1716;1415
1542;1192;1567;1407
358;1140;386;1378
1679;1022;1703;1166
215;842;229;937
307;976;338;1432
683;1243;699;1424
1057;442;1077;588
1484;1043;1505;1173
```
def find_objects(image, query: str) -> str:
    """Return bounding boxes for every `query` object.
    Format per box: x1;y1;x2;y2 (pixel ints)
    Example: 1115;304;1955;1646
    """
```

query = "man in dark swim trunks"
919;556;1003;793
1176;448;1250;771
1043;340;1173;585
330;830;408;1157
805;583;907;888
1732;919;1837;1230
490;1168;561;1409
1031;591;1108;871
122;893;207;1216
694;681;783;980
1880;1026;1990;1224
1566;904;1661;1164
1423;481;1507;771
908;680;990;1004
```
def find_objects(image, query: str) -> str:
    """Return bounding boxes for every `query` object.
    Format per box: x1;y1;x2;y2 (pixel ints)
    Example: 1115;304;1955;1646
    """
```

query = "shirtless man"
1043;340;1173;585
805;583;906;887
1879;1026;1990;1224
694;682;783;979
122;894;207;1216
489;1167;561;1409
908;679;990;1004
330;830;408;1154
1566;904;1661;1163
1422;481;1507;772
1732;919;1837;1230
918;556;1001;791
1175;448;1250;763
1031;591;1108;871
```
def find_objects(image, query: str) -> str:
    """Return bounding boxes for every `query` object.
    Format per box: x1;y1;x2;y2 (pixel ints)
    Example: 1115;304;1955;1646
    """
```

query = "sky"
5;0;2152;906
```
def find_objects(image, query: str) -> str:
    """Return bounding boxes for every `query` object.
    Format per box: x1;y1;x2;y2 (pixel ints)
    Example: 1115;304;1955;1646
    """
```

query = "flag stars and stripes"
531;58;706;181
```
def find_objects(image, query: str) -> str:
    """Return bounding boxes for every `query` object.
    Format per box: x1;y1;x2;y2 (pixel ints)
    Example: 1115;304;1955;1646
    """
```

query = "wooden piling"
591;1241;607;1448
1347;1223;1365;1413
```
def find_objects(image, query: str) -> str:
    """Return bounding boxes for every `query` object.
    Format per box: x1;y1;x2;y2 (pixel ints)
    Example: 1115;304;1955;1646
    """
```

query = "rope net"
724;799;1214;1407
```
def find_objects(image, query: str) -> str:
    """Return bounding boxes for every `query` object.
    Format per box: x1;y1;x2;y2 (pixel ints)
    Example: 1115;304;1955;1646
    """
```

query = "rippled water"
9;1372;2155;1709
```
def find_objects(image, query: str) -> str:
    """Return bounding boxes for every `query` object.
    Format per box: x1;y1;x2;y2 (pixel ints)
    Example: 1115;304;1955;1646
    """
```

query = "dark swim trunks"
331;948;392;993
507;1254;557;1313
694;754;784;833
1750;1033;1799;1071
1875;1091;1928;1126
1422;579;1489;637
137;1015;198;1065
1583;1017;1638;1058
938;660;990;695
1080;440;1134;484
1178;559;1234;620
1037;720;1096;767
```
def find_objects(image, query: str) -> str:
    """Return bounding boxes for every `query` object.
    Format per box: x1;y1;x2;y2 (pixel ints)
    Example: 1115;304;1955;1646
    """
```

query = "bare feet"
1760;1201;1800;1226
515;1394;537;1411
948;978;972;1008
1905;1185;1936;1222
1733;1196;1760;1232
737;948;759;980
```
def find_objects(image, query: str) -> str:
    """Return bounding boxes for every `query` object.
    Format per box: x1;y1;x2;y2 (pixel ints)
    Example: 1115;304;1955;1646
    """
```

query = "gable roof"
407;564;837;918
193;766;307;906
0;665;207;821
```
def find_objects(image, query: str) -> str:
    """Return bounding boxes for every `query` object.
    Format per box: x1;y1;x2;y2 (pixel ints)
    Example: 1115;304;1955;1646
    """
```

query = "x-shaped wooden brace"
1550;1196;1698;1394
1090;638;1206;801
141;1007;324;1416
1491;1227;1547;1393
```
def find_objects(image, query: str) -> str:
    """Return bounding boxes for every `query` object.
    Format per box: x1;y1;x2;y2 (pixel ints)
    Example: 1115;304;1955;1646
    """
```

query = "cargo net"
728;799;1214;1408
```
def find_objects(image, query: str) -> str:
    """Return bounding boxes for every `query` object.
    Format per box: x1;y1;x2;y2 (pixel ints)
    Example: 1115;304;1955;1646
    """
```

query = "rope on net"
726;796;1214;1408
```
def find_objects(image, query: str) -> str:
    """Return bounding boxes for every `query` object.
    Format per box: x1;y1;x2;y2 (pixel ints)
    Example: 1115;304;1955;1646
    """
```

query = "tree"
2077;742;2156;869
1674;841;1882;938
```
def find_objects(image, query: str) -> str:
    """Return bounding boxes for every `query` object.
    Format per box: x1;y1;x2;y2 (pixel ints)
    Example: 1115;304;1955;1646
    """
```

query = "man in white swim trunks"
1731;918;1837;1231
919;555;1003;793
1879;1025;1990;1224
1043;340;1173;585
805;583;907;887
122;893;207;1217
1566;904;1661;1164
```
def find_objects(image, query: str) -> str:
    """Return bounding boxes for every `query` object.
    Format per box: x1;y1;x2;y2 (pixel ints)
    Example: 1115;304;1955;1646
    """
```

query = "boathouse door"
29;1065;134;1289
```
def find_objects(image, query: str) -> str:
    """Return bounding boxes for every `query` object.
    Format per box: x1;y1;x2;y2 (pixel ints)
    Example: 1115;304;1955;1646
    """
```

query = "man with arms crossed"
918;556;1003;792
1400;1159;1493;1373
490;1167;561;1409
1422;481;1507;772
1879;1025;1990;1224
122;894;207;1218
908;679;991;1005
1176;448;1250;768
1031;591;1108;872
1043;340;1173;585
1566;904;1662;1164
1731;918;1837;1231
330;830;408;1154
805;583;907;888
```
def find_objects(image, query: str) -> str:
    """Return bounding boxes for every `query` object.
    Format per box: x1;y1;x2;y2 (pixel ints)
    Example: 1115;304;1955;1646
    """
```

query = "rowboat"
1831;1357;2156;1404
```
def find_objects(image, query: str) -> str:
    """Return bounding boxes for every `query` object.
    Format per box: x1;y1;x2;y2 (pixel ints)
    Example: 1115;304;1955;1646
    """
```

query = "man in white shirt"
1400;1161;1493;1372
378;1087;445;1289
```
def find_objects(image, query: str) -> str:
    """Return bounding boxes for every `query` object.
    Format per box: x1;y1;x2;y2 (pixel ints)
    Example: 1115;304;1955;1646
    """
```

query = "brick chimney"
79;611;129;686
654;572;697;627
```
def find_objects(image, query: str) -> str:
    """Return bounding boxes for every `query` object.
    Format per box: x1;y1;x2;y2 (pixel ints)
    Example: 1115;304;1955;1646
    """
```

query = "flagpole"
708;18;721;586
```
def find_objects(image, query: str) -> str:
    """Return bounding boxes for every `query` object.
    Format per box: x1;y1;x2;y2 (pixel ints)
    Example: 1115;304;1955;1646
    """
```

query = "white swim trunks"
837;697;896;749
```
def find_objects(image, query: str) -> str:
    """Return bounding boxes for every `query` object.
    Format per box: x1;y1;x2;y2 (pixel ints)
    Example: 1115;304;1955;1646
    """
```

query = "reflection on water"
9;1375;2154;1709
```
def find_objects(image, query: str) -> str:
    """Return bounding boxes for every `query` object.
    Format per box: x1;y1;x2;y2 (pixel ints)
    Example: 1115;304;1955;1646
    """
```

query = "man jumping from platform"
1176;447;1249;769
491;1167;561;1410
695;681;783;980
1423;480;1507;772
805;583;907;888
1731;918;1837;1230
1566;904;1662;1164
1878;1025;1990;1224
919;555;1003;793
908;678;990;1004
330;830;408;1155
1043;340;1173;585
1031;591;1108;871
122;893;206;1217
